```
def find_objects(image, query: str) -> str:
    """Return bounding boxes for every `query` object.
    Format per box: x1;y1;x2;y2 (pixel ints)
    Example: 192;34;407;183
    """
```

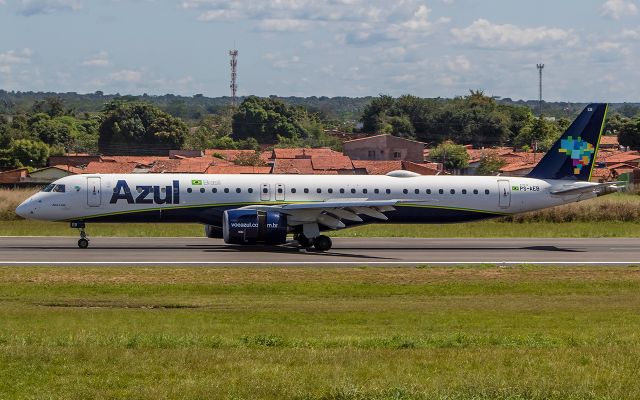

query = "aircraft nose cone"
15;201;31;219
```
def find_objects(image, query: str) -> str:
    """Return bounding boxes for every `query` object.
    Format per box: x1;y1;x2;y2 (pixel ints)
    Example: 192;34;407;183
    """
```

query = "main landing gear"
294;234;332;252
70;221;89;249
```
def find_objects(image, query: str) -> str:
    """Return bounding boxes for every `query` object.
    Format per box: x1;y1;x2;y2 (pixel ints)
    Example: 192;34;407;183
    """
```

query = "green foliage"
476;151;507;176
514;116;561;152
429;140;470;172
98;101;187;155
10;139;50;167
617;117;640;149
361;92;533;147
232;151;267;166
232;96;317;144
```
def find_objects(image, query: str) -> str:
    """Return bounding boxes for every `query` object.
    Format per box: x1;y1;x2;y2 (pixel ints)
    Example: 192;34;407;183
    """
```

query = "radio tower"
536;63;544;116
229;49;238;106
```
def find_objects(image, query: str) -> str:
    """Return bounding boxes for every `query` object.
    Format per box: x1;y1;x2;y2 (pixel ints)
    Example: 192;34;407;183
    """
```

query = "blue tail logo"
558;136;595;175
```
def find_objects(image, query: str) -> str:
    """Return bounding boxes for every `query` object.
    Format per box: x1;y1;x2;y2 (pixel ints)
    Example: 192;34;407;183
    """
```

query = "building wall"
343;135;424;163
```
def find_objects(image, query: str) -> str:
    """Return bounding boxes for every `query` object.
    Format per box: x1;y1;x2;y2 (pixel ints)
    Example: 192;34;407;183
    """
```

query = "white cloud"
446;55;471;72
451;19;574;48
601;0;638;19
17;0;83;16
621;28;640;39
81;51;110;67
0;0;6;5
258;18;308;31
0;48;33;65
108;69;143;83
263;52;302;69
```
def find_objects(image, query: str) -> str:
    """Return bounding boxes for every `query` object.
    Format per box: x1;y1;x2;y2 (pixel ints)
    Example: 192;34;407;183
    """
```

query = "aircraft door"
260;183;271;201
275;183;285;201
498;179;511;208
87;177;101;207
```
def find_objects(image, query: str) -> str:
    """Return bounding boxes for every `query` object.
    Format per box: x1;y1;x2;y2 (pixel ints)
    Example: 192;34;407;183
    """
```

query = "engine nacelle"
204;224;223;239
222;209;288;245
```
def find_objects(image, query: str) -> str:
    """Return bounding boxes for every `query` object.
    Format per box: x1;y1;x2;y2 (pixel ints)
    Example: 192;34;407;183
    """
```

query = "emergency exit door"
498;180;511;208
260;183;270;201
87;177;101;207
275;183;285;201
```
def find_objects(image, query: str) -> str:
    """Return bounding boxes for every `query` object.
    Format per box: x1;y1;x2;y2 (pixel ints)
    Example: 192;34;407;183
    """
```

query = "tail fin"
527;103;608;181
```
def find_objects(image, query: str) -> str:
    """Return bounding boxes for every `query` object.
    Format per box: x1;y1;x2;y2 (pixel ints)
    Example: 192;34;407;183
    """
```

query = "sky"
0;0;639;101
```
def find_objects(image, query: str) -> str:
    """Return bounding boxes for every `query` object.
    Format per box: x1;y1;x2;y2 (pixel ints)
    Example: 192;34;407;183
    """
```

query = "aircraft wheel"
313;235;332;252
296;234;313;248
78;238;89;249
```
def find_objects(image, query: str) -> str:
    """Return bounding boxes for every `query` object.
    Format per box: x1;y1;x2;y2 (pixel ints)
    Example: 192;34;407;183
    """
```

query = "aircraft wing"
550;181;626;196
240;199;415;229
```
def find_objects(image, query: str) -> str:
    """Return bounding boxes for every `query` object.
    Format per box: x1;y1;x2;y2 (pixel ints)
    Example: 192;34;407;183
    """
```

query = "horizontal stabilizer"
550;181;625;195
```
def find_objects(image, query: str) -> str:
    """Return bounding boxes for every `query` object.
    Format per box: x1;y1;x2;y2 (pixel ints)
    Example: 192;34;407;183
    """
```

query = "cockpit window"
52;184;66;193
42;184;55;192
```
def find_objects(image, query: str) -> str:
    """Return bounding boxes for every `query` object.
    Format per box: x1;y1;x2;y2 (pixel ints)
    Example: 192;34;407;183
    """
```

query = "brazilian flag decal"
191;179;203;185
512;185;520;191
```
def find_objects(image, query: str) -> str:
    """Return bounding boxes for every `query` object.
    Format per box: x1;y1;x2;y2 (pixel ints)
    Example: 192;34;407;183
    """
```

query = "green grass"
2;219;640;237
2;265;640;399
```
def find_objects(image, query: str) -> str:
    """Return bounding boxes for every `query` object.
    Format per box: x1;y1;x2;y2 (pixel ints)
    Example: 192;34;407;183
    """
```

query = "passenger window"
414;189;419;194
187;188;193;193
485;189;490;195
262;187;268;194
473;189;478;194
317;188;322;193
277;187;283;194
439;189;444;194
236;188;241;193
248;188;253;194
402;189;408;194
304;188;309;193
340;188;345;194
200;188;205;193
427;189;431;194
328;188;333;194
362;189;368;194
351;188;356;194
374;189;379;194
386;189;391;194
291;188;296;194
212;188;217;193
224;188;230;193
462;189;467;194
450;189;455;194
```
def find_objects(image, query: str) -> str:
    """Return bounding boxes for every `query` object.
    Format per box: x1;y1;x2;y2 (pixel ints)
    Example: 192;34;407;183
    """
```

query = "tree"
233;151;267;166
429;141;470;173
476;151;507;176
11;139;50;167
618;118;640;149
31;97;68;118
98;101;187;155
232;96;313;144
514;116;561;152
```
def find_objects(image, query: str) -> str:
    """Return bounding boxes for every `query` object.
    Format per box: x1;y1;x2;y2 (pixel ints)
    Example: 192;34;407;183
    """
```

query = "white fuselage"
16;173;595;225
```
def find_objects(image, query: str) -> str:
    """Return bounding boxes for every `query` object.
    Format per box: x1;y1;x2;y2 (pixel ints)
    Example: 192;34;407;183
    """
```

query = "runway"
0;236;638;265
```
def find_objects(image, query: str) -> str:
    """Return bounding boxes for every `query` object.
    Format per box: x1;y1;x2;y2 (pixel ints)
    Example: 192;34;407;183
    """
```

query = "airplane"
16;103;621;251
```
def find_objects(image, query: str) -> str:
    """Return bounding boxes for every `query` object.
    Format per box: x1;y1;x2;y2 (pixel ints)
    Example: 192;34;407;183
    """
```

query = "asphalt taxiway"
0;237;638;265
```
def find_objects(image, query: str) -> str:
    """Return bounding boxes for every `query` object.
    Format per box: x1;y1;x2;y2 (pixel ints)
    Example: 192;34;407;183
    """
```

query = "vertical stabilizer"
526;103;608;181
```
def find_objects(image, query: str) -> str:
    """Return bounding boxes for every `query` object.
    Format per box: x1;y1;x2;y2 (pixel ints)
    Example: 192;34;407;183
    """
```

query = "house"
343;134;426;163
0;168;29;186
23;166;83;184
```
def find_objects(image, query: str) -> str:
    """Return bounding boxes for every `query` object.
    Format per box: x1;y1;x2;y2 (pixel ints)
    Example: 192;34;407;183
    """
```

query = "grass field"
1;265;640;399
2;219;640;238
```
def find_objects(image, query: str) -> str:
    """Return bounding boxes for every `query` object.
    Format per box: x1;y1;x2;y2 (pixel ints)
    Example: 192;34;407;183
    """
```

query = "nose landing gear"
70;221;89;249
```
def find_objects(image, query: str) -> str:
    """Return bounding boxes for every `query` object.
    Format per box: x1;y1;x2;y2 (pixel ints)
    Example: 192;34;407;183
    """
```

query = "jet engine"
222;209;288;245
204;224;223;238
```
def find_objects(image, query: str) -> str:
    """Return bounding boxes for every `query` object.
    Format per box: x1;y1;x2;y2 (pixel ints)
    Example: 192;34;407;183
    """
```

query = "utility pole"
536;63;544;117
229;49;238;107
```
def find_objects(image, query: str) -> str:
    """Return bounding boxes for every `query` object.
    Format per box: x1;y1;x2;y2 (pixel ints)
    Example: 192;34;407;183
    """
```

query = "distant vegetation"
1;89;639;168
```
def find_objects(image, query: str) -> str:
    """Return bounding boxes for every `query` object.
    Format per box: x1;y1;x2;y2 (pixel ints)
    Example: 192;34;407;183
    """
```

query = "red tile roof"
603;152;640;164
207;165;272;174
311;155;353;170
599;136;619;146
84;161;138;174
272;158;315;174
352;160;404;175
149;159;212;173
51;165;85;174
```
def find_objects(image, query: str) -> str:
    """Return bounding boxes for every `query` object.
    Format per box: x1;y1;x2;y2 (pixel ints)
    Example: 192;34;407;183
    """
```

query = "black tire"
296;234;312;248
78;238;89;249
313;235;332;252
